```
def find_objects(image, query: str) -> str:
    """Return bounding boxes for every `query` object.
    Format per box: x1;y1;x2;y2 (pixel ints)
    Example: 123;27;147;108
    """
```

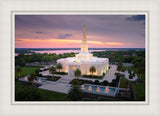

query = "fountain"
96;86;100;92
81;85;85;90
88;86;92;91
38;78;41;83
24;76;28;81
104;86;109;93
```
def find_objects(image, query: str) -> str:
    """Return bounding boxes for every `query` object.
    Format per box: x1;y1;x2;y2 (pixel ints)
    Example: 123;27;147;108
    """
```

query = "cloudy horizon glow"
15;15;145;48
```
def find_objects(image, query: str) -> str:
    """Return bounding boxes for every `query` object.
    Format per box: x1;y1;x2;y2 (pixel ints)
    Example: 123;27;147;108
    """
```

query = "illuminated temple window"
73;60;80;63
72;66;76;70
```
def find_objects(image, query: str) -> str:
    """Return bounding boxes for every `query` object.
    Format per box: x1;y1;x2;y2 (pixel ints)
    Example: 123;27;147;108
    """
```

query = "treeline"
15;52;75;66
15;50;145;67
92;50;145;63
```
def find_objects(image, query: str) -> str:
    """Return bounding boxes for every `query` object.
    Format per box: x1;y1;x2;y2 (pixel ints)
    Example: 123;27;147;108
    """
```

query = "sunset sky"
15;15;145;48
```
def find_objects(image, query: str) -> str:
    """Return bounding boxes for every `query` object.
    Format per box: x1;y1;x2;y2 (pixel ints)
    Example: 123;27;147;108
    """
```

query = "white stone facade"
57;24;109;76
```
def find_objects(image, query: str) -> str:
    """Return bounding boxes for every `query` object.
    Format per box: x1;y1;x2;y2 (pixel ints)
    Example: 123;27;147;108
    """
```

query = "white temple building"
57;25;109;76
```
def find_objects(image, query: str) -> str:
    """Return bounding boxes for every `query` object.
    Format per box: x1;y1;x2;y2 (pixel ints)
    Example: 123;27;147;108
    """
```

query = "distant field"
15;66;39;77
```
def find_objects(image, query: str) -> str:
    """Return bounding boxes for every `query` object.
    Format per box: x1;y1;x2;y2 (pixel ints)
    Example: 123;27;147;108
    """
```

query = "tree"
56;63;62;72
28;74;37;85
67;86;83;101
49;66;56;79
35;69;40;76
128;68;132;74
16;68;22;78
129;73;133;79
89;66;96;77
137;67;144;80
74;69;81;80
15;58;25;67
117;62;123;73
41;56;52;62
134;61;139;73
71;79;79;86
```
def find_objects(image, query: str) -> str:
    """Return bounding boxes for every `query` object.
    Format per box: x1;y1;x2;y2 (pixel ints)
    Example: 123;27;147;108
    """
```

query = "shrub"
54;71;68;75
133;72;135;77
101;80;109;86
69;79;93;85
82;74;103;79
35;69;40;76
67;86;83;101
71;79;79;86
115;73;125;77
121;66;126;72
94;80;100;85
129;74;133;79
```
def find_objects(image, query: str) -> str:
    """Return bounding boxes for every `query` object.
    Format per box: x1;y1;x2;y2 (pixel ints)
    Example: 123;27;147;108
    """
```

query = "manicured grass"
35;88;68;101
15;66;39;77
125;66;136;73
15;82;68;101
125;66;145;100
134;82;145;101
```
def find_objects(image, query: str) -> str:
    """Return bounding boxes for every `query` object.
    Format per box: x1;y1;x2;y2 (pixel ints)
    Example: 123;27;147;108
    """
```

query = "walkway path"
39;82;71;94
38;65;138;94
38;74;74;94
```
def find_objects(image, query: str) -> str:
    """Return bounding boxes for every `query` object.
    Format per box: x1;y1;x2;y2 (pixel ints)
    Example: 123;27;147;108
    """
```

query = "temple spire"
82;24;86;42
81;24;88;53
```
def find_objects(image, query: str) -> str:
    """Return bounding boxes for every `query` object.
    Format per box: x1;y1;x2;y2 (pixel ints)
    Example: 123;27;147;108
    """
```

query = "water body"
15;48;145;56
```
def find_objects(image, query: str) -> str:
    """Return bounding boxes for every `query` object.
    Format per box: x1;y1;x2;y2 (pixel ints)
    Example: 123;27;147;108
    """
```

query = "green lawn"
125;66;136;73
125;66;145;101
35;88;68;101
15;82;68;101
134;82;145;101
15;66;40;77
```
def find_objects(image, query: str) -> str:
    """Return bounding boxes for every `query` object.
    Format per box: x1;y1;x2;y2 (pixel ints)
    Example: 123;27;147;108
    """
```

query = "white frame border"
1;0;160;116
11;11;149;105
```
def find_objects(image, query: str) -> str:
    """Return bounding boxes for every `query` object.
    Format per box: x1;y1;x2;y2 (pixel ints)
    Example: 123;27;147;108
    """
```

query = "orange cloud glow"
15;38;125;48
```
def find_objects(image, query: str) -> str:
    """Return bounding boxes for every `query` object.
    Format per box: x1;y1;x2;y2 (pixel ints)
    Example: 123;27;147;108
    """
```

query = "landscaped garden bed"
69;79;94;85
54;72;68;75
69;76;120;87
46;76;61;82
82;74;104;79
17;81;42;88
